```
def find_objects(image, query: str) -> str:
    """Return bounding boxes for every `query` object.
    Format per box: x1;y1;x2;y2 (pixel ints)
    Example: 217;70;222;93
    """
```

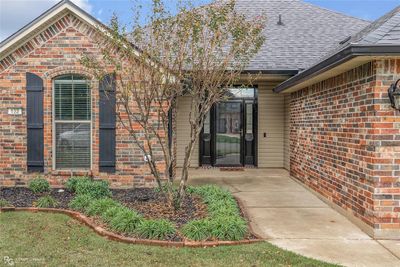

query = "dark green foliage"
74;179;111;199
85;198;122;216
181;219;212;241
184;185;248;241
65;176;90;192
187;185;232;203
69;194;94;211
136;219;175;240
101;206;129;223
0;199;12;208
207;199;240;217
28;177;50;194
35;195;59;208
210;216;248;241
110;208;143;234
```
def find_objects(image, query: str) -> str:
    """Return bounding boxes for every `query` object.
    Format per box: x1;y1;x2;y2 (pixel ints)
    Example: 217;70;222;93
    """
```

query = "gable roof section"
0;0;103;70
274;5;400;93
342;5;400;45
234;0;370;71
0;0;371;74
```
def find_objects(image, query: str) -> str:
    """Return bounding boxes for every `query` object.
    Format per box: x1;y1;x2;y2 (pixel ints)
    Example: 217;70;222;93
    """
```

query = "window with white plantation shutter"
54;75;91;169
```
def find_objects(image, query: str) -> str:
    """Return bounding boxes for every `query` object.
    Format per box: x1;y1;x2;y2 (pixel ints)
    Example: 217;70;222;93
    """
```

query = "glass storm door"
215;102;242;166
199;87;257;167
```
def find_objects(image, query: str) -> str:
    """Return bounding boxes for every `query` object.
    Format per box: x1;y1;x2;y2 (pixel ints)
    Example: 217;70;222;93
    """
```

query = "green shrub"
210;216;248;241
188;185;239;217
69;194;94;211
181;219;212;241
187;184;231;198
85;198;122;216
185;185;248;241
110;208;143;234
188;185;232;203
0;199;12;208
136;219;175;240
101;206;129;223
74;179;111;199
207;199;240;217
65;176;111;199
65;176;90;192
28;177;50;194
35;195;59;208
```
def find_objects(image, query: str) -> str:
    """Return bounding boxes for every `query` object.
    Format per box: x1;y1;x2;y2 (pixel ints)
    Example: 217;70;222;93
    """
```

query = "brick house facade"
289;60;400;238
0;11;158;188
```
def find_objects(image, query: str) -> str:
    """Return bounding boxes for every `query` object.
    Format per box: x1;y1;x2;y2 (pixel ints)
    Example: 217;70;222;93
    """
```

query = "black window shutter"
99;74;116;173
26;72;44;172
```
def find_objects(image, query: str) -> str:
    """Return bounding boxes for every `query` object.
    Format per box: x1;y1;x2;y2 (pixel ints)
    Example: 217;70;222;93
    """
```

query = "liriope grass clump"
64;176;182;241
181;219;212;241
85;198;122;216
136;219;176;240
65;176;90;192
69;194;94;211
29;177;50;194
35;195;59;208
65;177;111;199
0;199;12;208
109;208;143;234
75;180;111;199
183;185;248;241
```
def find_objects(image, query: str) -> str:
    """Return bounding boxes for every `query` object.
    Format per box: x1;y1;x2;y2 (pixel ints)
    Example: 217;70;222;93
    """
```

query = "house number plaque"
8;108;22;115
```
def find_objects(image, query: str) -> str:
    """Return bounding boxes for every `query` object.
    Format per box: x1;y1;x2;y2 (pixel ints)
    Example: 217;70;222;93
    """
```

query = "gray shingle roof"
235;0;370;71
274;5;400;93
337;5;400;46
301;5;400;72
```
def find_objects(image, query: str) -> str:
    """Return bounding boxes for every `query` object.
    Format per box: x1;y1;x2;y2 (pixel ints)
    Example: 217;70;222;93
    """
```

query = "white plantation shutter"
54;75;91;169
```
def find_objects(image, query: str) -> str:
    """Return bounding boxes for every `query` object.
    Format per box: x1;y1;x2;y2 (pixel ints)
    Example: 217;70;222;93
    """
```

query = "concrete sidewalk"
187;168;400;267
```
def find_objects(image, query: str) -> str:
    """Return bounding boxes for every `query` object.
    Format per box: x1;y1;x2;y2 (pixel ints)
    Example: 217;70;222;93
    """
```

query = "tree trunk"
176;132;197;206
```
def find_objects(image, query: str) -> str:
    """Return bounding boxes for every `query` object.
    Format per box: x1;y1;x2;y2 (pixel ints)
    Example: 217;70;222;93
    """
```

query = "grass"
35;195;59;208
0;212;338;267
184;185;248;241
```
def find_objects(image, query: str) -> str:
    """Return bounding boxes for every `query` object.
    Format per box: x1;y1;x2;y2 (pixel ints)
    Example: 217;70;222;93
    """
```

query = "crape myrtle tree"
81;0;265;207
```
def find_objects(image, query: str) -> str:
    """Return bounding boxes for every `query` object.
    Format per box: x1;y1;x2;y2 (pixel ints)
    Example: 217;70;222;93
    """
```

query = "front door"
200;87;257;167
215;101;242;166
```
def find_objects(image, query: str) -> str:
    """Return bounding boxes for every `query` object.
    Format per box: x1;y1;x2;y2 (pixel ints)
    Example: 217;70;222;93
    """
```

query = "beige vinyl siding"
176;85;285;168
284;94;290;170
176;96;199;167
257;84;285;168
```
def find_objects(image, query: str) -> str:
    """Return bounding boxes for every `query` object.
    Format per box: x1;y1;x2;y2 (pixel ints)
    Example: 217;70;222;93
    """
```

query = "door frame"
199;87;258;167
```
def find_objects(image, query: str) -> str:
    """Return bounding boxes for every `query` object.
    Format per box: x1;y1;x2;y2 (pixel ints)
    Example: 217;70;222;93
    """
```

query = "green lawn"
0;212;338;267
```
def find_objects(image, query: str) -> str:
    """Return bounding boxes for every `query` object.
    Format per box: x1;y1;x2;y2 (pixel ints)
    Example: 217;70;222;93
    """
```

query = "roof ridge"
351;5;400;44
300;0;371;23
301;5;400;68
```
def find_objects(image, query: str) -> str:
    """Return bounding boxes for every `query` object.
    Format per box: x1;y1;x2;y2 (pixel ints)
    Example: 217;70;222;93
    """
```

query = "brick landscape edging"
0;207;264;247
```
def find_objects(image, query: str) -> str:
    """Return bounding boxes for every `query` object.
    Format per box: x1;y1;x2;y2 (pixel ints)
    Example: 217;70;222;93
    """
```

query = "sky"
0;0;399;41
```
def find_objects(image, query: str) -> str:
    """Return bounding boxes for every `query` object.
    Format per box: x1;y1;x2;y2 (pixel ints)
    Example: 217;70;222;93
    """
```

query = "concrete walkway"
187;168;400;267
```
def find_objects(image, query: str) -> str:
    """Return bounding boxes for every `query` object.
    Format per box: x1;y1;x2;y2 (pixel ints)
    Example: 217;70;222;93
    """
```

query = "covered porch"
185;168;400;267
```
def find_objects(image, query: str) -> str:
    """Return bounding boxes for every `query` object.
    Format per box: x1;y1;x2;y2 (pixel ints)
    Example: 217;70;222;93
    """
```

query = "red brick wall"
0;13;161;188
372;59;400;235
289;60;400;236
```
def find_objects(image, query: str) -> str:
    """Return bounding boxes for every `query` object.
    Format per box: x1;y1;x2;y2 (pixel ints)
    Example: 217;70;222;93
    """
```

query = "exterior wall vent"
277;14;284;26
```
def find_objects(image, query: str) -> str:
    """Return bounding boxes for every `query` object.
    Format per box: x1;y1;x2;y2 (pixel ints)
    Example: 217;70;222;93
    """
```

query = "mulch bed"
1;187;257;242
0;187;75;209
111;189;208;227
0;188;207;228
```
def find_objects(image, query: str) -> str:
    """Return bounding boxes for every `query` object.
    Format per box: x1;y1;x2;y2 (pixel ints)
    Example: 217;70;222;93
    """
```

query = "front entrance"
200;87;257;167
215;101;242;166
